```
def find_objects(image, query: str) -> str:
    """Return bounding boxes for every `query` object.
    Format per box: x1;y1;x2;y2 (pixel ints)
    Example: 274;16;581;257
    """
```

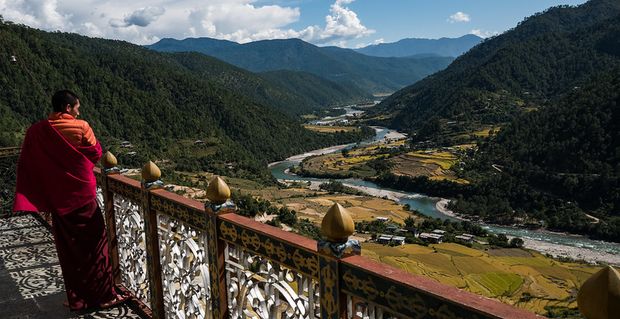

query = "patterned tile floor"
0;214;144;318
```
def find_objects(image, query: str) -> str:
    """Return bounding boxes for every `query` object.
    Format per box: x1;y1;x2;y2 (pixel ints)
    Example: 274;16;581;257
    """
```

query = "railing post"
141;161;165;318
204;176;234;319
578;265;620;319
317;203;361;319
100;151;121;285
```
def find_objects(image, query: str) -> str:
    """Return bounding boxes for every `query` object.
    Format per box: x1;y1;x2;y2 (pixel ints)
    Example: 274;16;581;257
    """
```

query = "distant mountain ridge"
147;37;453;94
372;0;620;132
355;34;482;58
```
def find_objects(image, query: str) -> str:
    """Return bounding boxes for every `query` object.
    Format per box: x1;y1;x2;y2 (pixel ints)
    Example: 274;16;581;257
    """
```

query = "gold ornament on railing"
321;203;355;243
141;161;161;183
101;151;120;174
102;151;117;169
206;176;231;205
578;266;620;319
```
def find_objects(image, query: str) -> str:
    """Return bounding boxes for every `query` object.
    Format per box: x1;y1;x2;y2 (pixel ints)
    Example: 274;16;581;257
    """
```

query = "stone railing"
2;148;618;319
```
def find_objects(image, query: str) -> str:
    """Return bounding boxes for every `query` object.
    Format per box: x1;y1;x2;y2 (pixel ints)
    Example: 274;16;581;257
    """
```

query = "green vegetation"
260;70;371;110
318;181;364;196
451;70;620;242
0;19;373;182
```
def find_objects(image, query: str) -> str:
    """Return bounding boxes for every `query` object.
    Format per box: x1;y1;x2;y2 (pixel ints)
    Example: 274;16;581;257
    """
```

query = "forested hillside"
147;37;453;93
373;0;620;134
0;18;373;182
452;70;620;242
167;52;370;115
259;70;371;108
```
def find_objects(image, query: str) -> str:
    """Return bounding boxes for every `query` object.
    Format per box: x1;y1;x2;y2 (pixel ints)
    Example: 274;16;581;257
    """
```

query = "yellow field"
302;125;359;133
405;151;457;170
362;242;602;316
301;139;405;177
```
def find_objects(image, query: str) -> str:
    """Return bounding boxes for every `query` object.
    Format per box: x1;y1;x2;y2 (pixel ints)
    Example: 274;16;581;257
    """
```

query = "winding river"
269;108;620;265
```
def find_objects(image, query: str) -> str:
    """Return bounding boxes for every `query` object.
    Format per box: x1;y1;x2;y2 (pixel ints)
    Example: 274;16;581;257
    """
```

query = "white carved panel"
113;193;151;307
346;295;399;319
157;213;212;319
224;243;320;319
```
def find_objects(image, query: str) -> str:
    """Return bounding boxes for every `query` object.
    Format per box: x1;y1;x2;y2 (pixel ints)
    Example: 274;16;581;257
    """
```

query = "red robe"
13;120;101;215
13;119;119;310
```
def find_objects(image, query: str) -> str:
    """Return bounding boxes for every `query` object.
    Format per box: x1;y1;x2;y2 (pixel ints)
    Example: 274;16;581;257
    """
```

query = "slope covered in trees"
166;52;370;115
373;0;620;134
147;37;453;93
0;19;373;182
451;69;620;242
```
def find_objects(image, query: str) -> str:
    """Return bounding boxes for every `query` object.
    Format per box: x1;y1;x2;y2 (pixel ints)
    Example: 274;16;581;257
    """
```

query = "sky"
0;0;588;48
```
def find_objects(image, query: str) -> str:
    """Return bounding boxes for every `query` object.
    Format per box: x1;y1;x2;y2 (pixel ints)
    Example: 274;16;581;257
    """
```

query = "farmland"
362;242;600;317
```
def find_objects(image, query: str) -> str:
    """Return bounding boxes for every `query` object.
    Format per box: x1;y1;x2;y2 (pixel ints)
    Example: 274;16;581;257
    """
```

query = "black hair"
51;90;79;112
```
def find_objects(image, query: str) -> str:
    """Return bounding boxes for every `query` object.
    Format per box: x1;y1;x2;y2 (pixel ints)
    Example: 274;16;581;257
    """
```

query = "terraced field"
302;125;359;133
389;149;468;183
362;242;601;317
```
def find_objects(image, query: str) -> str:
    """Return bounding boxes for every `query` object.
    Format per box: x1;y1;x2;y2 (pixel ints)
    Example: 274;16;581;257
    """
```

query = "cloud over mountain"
448;12;470;23
0;0;373;47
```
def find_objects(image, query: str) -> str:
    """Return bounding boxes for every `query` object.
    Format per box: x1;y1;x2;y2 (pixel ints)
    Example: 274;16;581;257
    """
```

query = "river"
269;108;620;265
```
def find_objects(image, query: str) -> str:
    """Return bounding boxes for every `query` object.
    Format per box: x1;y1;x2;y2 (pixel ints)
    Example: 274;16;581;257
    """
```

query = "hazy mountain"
372;0;620;133
147;37;453;94
355;34;482;58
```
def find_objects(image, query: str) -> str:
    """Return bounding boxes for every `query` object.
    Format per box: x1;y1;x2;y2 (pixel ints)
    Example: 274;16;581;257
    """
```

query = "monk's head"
52;90;81;118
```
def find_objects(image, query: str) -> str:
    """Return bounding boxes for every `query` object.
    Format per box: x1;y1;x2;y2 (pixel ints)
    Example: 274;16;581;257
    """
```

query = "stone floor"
0;214;144;318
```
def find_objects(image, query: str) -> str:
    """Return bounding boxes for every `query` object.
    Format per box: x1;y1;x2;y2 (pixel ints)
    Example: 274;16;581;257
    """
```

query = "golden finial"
101;151;118;169
578;266;620;319
141;161;161;183
206;176;231;205
321;203;355;243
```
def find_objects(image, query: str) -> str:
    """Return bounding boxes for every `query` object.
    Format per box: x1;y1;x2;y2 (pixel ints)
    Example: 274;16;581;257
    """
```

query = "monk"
13;90;126;311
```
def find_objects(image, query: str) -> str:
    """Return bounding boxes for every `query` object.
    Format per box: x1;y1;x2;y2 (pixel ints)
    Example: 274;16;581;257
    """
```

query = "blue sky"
0;0;587;47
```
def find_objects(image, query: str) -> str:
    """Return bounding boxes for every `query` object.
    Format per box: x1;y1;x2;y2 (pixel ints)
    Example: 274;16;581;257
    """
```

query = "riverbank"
435;199;620;265
521;237;620;265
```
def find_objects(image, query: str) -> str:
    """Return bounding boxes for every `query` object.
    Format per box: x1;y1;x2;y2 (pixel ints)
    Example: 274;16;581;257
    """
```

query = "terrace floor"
0;213;144;318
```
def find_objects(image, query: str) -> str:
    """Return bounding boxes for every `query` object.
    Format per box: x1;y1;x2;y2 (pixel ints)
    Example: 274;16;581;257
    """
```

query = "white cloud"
0;0;373;46
0;0;68;30
110;6;165;28
354;38;384;49
310;0;374;44
470;29;498;38
448;11;470;23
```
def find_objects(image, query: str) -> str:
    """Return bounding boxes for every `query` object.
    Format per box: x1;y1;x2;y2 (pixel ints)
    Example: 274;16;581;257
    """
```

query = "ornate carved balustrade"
0;148;20;218
3;147;616;319
93;154;551;319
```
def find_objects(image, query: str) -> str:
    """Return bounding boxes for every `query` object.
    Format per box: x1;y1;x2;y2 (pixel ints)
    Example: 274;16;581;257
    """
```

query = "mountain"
372;0;620;133
258;70;371;108
147;37;453;94
453;69;620;242
165;52;370;115
0;19;373;182
355;34;482;58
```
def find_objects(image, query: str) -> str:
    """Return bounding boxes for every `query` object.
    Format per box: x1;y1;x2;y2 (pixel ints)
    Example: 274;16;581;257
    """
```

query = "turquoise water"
269;126;620;258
